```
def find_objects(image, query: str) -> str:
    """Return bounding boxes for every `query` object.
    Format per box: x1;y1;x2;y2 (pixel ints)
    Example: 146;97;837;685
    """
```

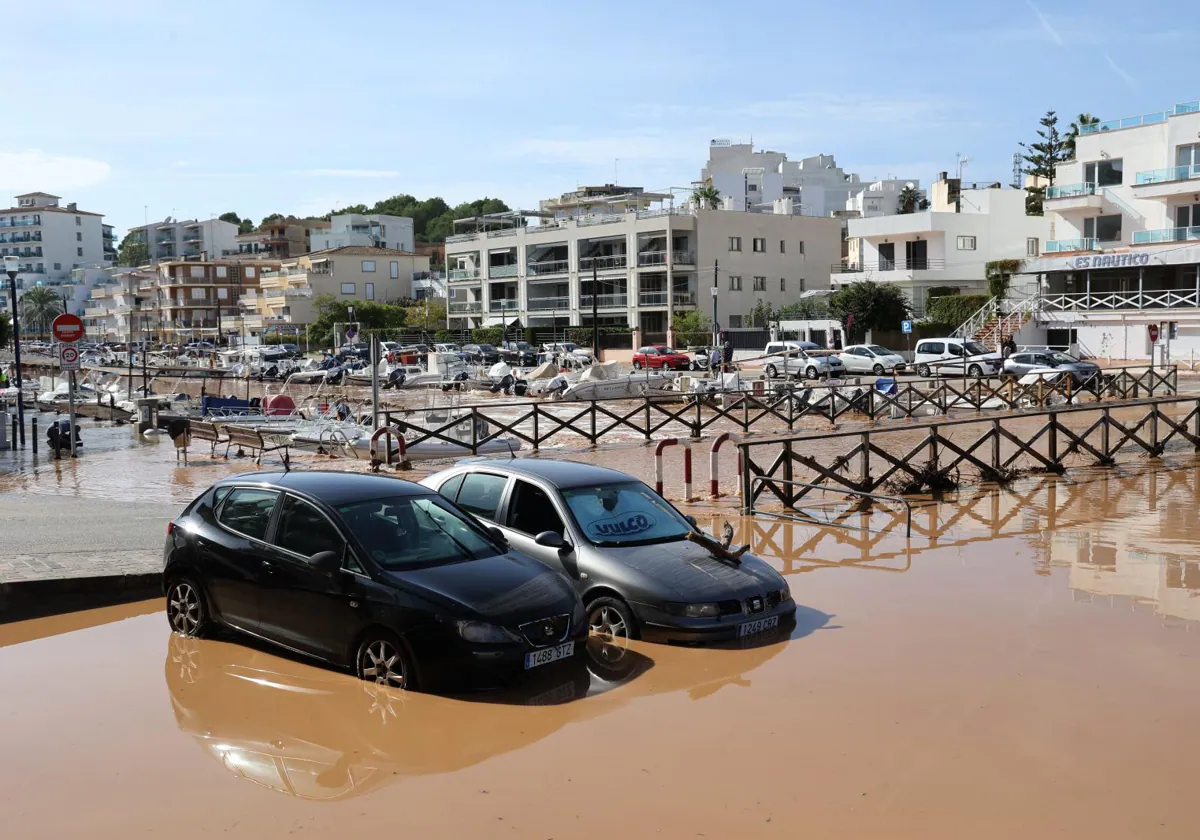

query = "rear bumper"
634;600;797;644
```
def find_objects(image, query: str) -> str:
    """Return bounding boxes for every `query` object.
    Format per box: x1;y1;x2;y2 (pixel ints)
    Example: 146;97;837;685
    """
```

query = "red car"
632;345;692;370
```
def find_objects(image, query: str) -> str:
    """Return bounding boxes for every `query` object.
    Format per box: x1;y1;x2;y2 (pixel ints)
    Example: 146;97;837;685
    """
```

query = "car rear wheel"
356;631;416;691
166;576;209;638
872;363;885;376
765;364;778;378
805;365;819;380
587;596;639;641
917;363;931;378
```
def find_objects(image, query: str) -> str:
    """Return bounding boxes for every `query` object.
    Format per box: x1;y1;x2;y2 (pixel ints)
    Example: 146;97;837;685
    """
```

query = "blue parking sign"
901;320;912;334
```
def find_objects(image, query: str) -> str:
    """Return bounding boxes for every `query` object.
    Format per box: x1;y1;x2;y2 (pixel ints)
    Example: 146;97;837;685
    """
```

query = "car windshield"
561;481;692;547
866;345;891;355
964;341;989;355
658;347;678;355
337;494;502;570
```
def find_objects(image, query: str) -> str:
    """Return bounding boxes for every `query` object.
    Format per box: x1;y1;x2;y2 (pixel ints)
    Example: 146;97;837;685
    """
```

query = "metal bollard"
31;417;37;455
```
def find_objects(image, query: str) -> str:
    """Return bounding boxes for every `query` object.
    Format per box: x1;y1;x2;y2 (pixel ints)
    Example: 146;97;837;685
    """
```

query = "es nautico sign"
1069;253;1150;270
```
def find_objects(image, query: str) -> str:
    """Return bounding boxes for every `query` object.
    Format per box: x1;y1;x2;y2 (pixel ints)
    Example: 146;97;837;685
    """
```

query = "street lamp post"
3;256;24;445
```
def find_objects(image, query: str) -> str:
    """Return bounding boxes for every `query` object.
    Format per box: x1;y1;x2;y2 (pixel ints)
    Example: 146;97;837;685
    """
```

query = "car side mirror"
487;526;508;546
309;550;341;576
684;515;698;529
534;530;566;549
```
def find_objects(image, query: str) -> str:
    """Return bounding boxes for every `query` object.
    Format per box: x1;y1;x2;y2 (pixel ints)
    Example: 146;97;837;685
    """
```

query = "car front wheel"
805;365;819;380
166;576;209;638
765;364;778;378
873;363;885;375
917;363;931;377
588;596;639;641
356;631;416;691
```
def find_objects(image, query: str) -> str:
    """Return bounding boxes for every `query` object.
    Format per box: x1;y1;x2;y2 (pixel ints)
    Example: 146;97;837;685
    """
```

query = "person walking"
1002;334;1017;358
722;336;733;373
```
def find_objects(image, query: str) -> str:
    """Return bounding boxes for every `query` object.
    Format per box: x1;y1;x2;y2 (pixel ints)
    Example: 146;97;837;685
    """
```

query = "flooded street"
4;466;1200;838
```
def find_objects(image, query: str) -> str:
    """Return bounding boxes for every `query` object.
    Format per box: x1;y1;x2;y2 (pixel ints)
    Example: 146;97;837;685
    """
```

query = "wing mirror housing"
684;515;698;529
487;526;508;547
534;530;566;549
309;550;342;576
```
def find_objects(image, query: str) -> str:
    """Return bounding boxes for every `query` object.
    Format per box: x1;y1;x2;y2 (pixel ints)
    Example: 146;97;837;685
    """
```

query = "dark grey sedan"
421;459;796;644
1003;350;1101;385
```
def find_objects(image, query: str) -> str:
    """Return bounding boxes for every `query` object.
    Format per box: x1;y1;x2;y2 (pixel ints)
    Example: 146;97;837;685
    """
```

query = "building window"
1026;237;1040;256
747;184;758;192
217;266;228;278
54;262;61;270
190;287;205;300
753;276;766;291
76;232;82;241
798;241;805;255
728;315;743;328
390;261;399;279
1084;158;1123;187
365;282;375;300
1084;214;1122;242
245;266;255;278
362;260;376;272
780;277;786;291
217;288;228;299
75;216;81;226
729;275;742;291
341;282;356;294
780;240;786;253
753;238;766;252
728;237;742;252
190;266;204;278
799;278;806;292
957;236;977;250
77;247;83;257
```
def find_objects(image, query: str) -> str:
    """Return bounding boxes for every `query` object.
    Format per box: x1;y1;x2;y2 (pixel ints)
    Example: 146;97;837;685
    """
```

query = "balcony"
449;301;482;314
1043;182;1104;211
446;233;478;244
0;218;40;228
831;258;947;273
488;299;520;313
639;291;668;306
1042;288;1200;312
264;287;314;299
673;291;697;307
448;268;481;282
579;294;628;310
579;254;627;272
1132;226;1200;245
1046;183;1098;199
488;264;519;279
1080;100;1200;135
155;236;175;245
528;296;569;311
1044;238;1099;253
527;259;569;277
84;306;109;318
1132;164;1200;199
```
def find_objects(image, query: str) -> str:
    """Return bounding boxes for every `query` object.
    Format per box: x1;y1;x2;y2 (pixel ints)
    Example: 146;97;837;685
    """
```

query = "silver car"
762;342;845;380
420;460;796;644
1003;350;1101;385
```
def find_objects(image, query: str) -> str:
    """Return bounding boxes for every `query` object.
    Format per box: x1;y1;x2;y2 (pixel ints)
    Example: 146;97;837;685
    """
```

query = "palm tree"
20;286;64;339
1065;113;1099;159
691;184;721;210
897;185;922;214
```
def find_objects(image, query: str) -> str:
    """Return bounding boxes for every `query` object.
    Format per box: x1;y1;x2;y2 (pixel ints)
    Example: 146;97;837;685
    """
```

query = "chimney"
66;202;77;211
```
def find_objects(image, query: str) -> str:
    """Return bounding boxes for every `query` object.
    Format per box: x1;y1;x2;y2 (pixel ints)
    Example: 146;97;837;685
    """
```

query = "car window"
561;481;692;547
506;480;566;538
964;341;989;355
920;342;944;354
274;495;345;559
337;494;502;569
455;473;508;521
866;345;889;355
947;344;965;356
1012;354;1031;364
438;473;465;501
216;488;279;541
1035;354;1057;366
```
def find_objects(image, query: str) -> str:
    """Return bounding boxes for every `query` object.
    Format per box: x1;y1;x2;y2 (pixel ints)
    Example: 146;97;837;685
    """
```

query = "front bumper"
422;624;589;690
633;599;797;644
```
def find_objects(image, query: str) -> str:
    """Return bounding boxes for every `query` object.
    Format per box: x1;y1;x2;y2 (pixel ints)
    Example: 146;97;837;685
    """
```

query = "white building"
840;173;1050;316
700;141;921;218
0;192;109;286
126;217;239;264
1018;96;1200;360
444;185;842;340
310;213;414;253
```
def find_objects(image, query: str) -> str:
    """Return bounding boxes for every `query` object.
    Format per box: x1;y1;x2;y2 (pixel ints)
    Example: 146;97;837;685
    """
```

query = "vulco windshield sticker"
587;512;656;538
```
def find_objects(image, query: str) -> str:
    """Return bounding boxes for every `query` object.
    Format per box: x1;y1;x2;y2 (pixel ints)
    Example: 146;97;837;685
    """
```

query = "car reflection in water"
164;613;817;801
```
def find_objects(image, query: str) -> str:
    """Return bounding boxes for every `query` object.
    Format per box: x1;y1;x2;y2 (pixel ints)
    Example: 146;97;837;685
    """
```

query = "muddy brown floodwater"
4;463;1200;838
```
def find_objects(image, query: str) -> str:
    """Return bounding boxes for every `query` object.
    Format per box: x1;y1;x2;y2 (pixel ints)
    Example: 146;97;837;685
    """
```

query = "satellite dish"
905;182;915;189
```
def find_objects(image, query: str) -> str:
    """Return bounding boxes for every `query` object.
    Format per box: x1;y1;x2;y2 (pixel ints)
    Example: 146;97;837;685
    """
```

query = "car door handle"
261;560;274;572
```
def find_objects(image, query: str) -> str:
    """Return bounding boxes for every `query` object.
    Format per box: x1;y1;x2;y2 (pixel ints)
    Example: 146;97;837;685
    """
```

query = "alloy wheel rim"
589;605;628;639
168;583;201;635
362;640;406;689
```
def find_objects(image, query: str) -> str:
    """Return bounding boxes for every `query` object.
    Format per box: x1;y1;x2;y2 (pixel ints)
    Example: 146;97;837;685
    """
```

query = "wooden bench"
225;426;291;469
188;420;227;457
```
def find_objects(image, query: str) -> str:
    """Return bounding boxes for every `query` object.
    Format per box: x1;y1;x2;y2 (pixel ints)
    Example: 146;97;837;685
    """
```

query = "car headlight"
455;620;519;644
779;582;791;602
683;603;721;618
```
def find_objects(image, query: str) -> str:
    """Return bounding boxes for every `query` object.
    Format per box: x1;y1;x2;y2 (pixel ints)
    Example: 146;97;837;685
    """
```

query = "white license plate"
738;616;779;638
524;641;575;670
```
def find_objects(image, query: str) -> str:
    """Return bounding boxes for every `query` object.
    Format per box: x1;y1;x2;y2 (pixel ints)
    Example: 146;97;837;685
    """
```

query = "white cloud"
0;150;111;194
1026;0;1064;45
302;168;401;178
1104;53;1138;90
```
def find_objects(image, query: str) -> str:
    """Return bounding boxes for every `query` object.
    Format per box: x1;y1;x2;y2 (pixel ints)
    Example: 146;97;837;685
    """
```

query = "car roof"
451;458;635;489
214;470;429;505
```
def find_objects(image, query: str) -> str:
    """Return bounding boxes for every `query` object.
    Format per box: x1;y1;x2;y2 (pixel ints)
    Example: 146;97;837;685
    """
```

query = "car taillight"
167;521;176;536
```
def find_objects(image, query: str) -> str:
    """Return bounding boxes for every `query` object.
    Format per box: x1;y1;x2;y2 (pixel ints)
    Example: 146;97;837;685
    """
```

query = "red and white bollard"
709;432;742;499
654;437;692;501
370;425;411;470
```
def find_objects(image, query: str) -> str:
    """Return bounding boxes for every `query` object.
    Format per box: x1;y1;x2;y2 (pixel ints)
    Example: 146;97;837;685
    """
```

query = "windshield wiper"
413;505;478;559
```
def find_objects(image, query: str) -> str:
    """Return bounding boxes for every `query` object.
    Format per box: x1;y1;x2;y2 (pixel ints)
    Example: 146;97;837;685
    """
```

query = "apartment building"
310;213;414;253
0;192;109;286
233;247;429;333
127;260;277;342
840;174;1050;316
232;218;329;259
126;217;239;263
444;185;842;339
1018;96;1200;359
82;268;150;342
700;142;921;218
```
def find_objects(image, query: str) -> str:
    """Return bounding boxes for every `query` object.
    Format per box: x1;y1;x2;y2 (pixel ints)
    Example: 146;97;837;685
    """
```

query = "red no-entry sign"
1148;324;1160;343
52;313;85;343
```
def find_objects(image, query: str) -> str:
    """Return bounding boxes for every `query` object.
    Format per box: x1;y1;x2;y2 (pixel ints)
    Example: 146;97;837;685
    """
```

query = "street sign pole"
52;313;86;459
67;370;76;458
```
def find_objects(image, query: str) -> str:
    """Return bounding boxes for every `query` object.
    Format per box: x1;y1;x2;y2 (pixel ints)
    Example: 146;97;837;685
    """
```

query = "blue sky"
4;0;1197;235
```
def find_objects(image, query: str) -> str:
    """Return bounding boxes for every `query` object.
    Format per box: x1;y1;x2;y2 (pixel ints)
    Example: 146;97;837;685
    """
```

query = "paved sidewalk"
0;495;174;583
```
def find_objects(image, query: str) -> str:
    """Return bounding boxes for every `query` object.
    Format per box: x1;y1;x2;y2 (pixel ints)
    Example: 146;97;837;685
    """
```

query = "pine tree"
1020;110;1070;215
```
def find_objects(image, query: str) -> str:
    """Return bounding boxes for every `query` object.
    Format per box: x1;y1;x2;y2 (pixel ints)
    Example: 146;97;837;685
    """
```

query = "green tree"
985;259;1023;300
402;296;448;333
326;195;512;244
827;281;910;343
691;185;721;209
307;295;407;348
260;213;285;228
0;314;10;348
778;297;830;320
897;185;922;214
1021;110;1070;216
927;294;990;327
219;211;255;235
1064;113;1099;160
20;286;65;339
748;300;777;328
117;232;149;267
672;309;712;346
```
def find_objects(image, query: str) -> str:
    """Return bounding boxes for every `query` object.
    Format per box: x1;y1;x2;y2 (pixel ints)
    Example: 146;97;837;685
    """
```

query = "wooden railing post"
469;406;479;455
1047;412;1058;468
740;443;753;514
782;441;795;508
694;395;703;440
991;418;1001;472
531;403;540;451
590;400;598;446
1102;407;1111;461
643;395;652;442
859;431;871;488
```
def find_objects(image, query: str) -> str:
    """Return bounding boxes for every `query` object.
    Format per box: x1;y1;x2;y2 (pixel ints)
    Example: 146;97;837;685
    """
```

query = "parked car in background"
421;460;796;644
433;343;460;354
837;344;907;375
462;344;501;365
501;341;539;367
912;338;1002;378
762;342;845;380
541;342;594;366
163;471;587;692
1002;350;1100;384
632;345;692;371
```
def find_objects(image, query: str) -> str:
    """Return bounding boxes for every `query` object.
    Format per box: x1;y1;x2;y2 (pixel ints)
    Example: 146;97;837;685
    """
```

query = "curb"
0;573;161;624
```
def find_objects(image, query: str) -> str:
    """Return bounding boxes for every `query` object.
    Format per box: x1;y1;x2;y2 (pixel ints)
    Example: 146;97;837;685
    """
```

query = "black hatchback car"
163;471;586;691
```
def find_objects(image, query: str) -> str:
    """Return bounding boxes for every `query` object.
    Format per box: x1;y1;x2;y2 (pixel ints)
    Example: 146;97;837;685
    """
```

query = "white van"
912;338;1002;377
